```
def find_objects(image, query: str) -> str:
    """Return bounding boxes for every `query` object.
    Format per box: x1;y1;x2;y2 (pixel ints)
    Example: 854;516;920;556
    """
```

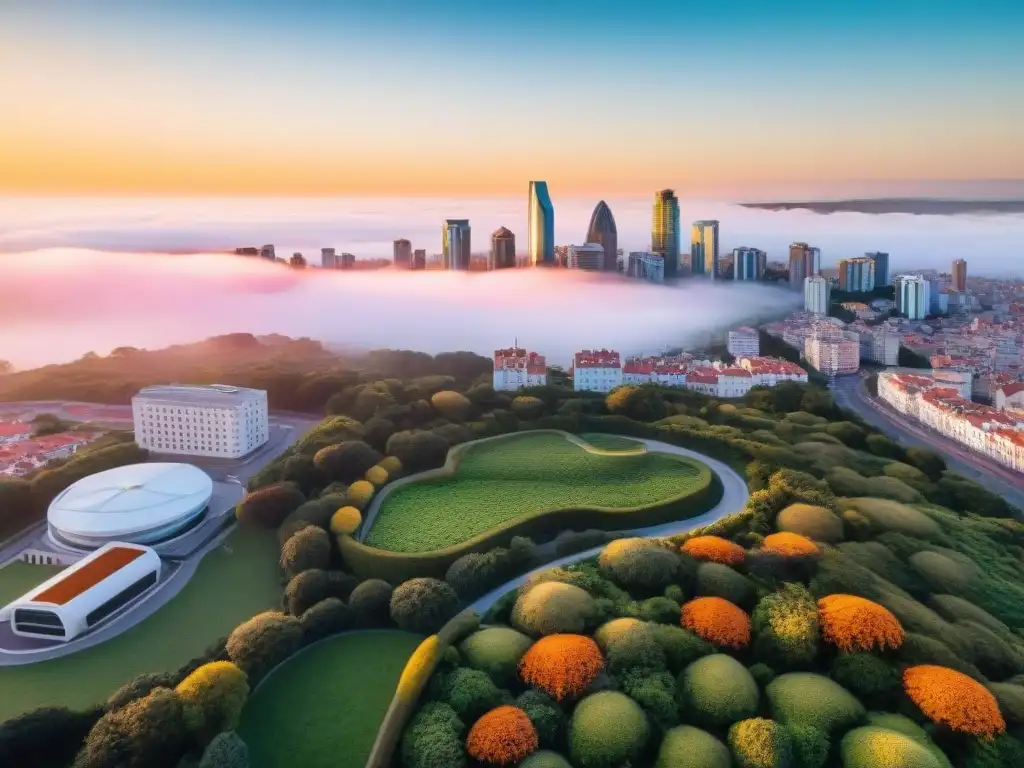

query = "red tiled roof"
574;349;621;368
0;423;30;438
1000;382;1024;398
719;367;752;378
686;369;719;384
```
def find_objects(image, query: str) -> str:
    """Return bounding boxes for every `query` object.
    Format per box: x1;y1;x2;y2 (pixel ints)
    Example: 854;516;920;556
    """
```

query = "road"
832;375;1024;510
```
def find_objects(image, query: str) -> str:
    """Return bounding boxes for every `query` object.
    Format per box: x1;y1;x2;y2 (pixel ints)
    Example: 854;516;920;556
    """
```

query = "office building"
837;257;876;292
585;200;618;271
490;227;516;269
866;252;890;287
568;243;605;271
321;248;337;269
393;239;412;267
442;219;471;270
289;253;306;268
412;249;426;270
804;275;831;315
573;349;623;393
626;252;665;284
493;347;547;391
728;327;760;358
340;252;356;269
788;243;821;289
527;181;555;266
733;247;766;281
952;259;968;292
260;244;276;260
652;190;681;279
690;220;720;279
896;275;931;320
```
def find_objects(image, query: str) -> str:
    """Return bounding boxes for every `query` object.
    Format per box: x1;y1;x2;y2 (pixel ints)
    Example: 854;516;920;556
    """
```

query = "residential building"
442;219;471;271
896;275;931;320
585;201;618;271
952;259;968;292
805;326;860;375
259;244;276;260
626;252;665;284
0;422;31;445
573;349;622;393
132;384;270;459
690;220;719;279
733;247;766;281
728;327;760;358
320;248;337;269
412;249;427;270
393;239;412;267
857;327;900;366
996;382;1024;412
568;243;605;271
493;347;547;391
340;252;356;269
788;243;821;290
866;252;890;287
490;227;516;269
837;257;876;293
652;189;681;279
804;275;831;315
289;252;306;268
528;181;555;266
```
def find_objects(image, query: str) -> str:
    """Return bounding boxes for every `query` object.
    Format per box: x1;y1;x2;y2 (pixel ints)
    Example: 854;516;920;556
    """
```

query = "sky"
2;1;1023;197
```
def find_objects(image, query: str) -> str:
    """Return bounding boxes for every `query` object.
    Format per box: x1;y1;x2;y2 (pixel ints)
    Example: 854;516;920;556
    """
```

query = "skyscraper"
490;227;516;269
321;247;337;268
527;181;555;266
837;257;876;292
804;276;831;315
651;189;680;279
788;243;821;289
733;247;767;281
952;258;968;291
691;220;720;278
412;249;426;270
896;275;930;320
585;201;618;271
442;219;471;271
393;239;412;267
866;252;890;287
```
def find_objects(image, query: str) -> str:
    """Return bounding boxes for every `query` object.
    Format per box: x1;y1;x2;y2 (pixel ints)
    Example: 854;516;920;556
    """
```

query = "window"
86;570;158;627
14;608;65;637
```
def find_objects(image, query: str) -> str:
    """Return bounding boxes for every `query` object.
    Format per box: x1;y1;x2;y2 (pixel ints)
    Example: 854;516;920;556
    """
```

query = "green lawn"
0;525;281;721
238;631;422;768
579;433;645;451
0;561;64;607
366;432;710;553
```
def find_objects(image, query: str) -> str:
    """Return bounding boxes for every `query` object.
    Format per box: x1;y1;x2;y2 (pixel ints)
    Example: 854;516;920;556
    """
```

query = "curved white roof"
48;463;213;540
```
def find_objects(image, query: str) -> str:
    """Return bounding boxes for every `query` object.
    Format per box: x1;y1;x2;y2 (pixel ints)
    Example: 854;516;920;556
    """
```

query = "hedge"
568;691;649;768
765;673;866;734
678;654;759;727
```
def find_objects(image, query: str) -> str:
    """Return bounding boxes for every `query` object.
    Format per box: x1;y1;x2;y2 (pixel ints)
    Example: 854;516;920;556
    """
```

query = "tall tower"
866;251;890;287
733;247;766;281
585;201;618;271
393;239;412;267
490;227;516;269
651;189;680;278
527;181;555;266
442;220;471;271
789;243;821;289
952;258;968;292
691;220;720;279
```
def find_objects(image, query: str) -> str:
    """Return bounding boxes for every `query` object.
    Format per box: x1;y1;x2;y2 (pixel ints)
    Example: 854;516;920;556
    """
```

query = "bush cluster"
752;584;819;670
817;594;904;653
519;634;605;702
903;665;1006;737
682;597;751;650
681;535;745;566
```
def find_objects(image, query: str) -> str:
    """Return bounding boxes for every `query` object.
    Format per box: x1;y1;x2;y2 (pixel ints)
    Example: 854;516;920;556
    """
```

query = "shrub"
664;584;685;603
515;690;565;747
962;735;1024;768
817;594;904;653
365;465;389;486
345;480;375;511
235;483;306;528
728;718;794;768
638;596;682;624
512;582;596;636
74;688;189;767
329;505;362;536
459;627;533;686
752;584;820;670
466;705;538;766
655;725;731;768
347;578;393;627
519;634;605;701
390;578;460;634
430;390;472;421
679;654;759;727
597;538;681;593
378;455;403;475
105;673;175;712
903;665;1006;737
224;611;303;684
280;525;330;578
776;503;843;543
929;594;1013;636
518;750;572;768
299;597;351;642
385;429;451;472
198;730;248;768
682;535;745;565
174;661;249;747
695;562;756;608
841;498;941;537
840;726;946;768
765;673;866;734
748;663;776;687
898;632;985;681
568;691;650;768
593;619;665;673
909;550;978;595
510;395;545;419
618;668;678;729
649;624;714;673
762;532;819;557
831;653;901;709
786;724;828;768
312;440;382;483
836;541;928;596
435;667;505;722
682;596;751;649
0;706;102;768
809;549;880;600
400;701;466;768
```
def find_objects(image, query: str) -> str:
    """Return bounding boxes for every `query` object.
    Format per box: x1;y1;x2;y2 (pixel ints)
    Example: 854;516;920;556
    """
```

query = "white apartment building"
573;350;623;393
896;275;931;320
132;384;269;459
996;383;1024;412
804;276;831;315
493;347;547;391
727;327;760;358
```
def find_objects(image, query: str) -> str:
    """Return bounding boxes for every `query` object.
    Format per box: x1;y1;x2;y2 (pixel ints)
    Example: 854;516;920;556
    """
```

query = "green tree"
384;429;451;471
234;484;306;528
224;612;303;685
73;688;189;768
390;578;461;634
312;440;382;484
175;662;250;747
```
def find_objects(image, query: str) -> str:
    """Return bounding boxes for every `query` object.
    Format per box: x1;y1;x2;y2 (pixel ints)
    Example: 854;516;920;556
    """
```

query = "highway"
832;375;1024;511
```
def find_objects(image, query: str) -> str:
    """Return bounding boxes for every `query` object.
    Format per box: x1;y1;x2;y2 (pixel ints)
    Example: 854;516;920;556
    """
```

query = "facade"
866;252;890;287
952;259;968;292
804;275;831;315
896;275;931;320
788;243;821;290
573;349;623;393
2;542;161;642
857;327;900;366
837;257;876;293
321;248;337;269
690;220;720;279
489;227;516;270
339;252;356;269
47;463;213;548
568;243;605;271
132;384;269;459
527;181;555;266
996;383;1024;412
651;190;681;279
412;249;427;270
493;347;547;391
805;327;860;375
626;252;665;284
259;244;276;260
728;327;760;357
603;354;807;397
442;219;471;270
733;247;766;281
393;239;412;267
585;201;618;271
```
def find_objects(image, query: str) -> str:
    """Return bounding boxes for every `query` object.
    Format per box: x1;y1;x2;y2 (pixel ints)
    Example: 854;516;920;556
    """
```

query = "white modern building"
573;349;623;393
728;327;760;358
627;252;665;284
896;275;931;320
804;275;831;315
568;243;606;271
1;542;161;642
132;384;269;458
493;347;547;391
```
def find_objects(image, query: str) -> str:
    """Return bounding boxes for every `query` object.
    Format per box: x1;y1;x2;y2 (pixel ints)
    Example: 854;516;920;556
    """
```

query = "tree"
225;612;304;684
430;390;473;421
0;706;102;768
31;413;73;437
276;455;323;497
105;673;175;712
362;417;396;452
312;441;382;483
385;430;451;472
300;597;353;643
605;386;668;422
283;568;333;616
510;396;545;420
74;688;189;768
234;484;306;528
280;525;331;578
175;662;250;747
390;578;461;634
198;731;249;768
904;448;946;480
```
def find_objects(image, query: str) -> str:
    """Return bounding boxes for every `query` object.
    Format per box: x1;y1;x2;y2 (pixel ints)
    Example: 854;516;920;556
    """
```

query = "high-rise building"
260;244;276;260
804;275;831;315
627;252;665;283
567;243;605;271
690;220;720;279
289;252;306;268
585;201;618;271
527;181;555;266
412;249;426;270
321;248;337;269
866;252;890;287
788;243;821;289
804;326;860;376
837;257;876;292
896;275;931;320
490;227;516;270
652;189;681;279
442;219;471;271
727;327;760;357
733;247;766;281
393;239;412;267
952;258;968;291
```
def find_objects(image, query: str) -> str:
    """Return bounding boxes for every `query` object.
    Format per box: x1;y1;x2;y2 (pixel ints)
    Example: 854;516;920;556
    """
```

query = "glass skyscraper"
866;251;890;287
585;200;618;271
691;220;720;279
527;181;555;265
651;189;680;279
490;226;516;269
442;219;471;270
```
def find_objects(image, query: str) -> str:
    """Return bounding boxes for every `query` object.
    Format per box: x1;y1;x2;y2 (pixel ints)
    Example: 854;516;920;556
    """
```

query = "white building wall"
727;331;760;358
804;276;831;315
574;366;623;393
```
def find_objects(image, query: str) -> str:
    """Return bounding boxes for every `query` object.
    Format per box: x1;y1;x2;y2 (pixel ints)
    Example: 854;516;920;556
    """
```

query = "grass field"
238;631;422;768
0;525;280;722
578;433;644;451
0;561;64;607
365;432;710;553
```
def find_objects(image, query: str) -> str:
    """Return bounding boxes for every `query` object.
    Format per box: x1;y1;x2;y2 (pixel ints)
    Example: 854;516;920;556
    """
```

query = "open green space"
0;524;280;721
578;433;645;452
238;630;422;768
365;432;712;553
0;561;64;607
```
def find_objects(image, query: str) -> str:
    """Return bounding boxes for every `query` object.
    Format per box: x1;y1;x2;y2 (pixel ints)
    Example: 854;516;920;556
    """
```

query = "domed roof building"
586;201;618;271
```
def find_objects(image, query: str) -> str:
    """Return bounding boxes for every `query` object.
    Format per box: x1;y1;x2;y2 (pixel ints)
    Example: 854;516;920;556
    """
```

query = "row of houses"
0;423;100;476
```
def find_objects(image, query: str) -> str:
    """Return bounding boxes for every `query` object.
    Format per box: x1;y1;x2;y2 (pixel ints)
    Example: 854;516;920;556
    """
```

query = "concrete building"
490;227;516;270
442;219;471;271
321;248;337;269
585;201;618;271
573;349;623;393
788;243;821;290
896;275;931;320
493;347;547;391
996;382;1024;412
528;181;555;266
259;244;276;260
412;249;427;270
690;220;719;279
728;327;760;357
652;190;681;279
132;384;269;459
626;252;665;284
857;327;900;366
393;239;412;267
838;257;876;293
804;275;831;315
805;327;860;375
952;259;968;292
568;243;605;271
339;253;356;269
733;247;766;281
866;252;890;287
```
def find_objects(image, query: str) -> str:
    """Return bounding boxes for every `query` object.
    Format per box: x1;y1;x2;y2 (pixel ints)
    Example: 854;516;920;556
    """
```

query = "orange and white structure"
493;344;547;391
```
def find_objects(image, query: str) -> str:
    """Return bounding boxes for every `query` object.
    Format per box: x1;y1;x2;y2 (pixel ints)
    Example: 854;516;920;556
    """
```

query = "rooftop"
30;545;146;606
134;384;266;405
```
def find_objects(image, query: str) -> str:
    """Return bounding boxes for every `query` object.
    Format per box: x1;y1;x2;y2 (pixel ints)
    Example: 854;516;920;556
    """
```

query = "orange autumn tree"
762;532;819;557
466;705;539;766
681;596;751;649
682;535;745;566
903;665;1006;738
818;594;905;652
519;634;604;701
